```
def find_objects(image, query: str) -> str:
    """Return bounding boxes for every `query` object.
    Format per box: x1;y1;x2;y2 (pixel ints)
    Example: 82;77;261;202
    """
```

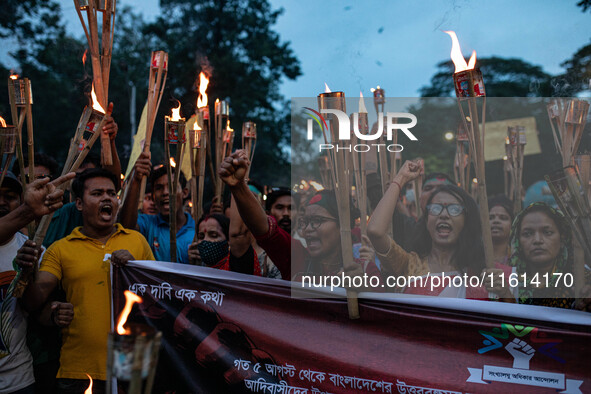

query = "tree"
144;0;301;186
557;41;591;96
577;0;591;12
0;0;61;40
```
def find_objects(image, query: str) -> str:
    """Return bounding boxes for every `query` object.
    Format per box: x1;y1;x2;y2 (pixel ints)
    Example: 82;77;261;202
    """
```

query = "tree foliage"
1;0;301;189
145;0;301;185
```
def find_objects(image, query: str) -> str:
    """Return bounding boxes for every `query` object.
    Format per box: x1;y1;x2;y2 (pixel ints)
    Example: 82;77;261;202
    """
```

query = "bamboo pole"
73;0;116;166
351;111;368;236
455;69;494;269
318;91;359;319
242;121;256;178
545;167;591;298
0;126;16;189
213;100;229;204
164;111;186;263
137;51;168;205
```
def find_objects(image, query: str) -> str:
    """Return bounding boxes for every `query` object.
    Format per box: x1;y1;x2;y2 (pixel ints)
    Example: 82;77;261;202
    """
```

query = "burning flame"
196;72;209;108
359;91;368;113
309;180;324;191
324;83;331;93
443;31;477;73
226;120;233;132
120;173;125;180
170;101;182;121
193;120;202;131
84;374;93;394
82;49;88;66
170;157;176;168
0;116;7;127
9;73;18;80
116;290;143;335
90;84;106;114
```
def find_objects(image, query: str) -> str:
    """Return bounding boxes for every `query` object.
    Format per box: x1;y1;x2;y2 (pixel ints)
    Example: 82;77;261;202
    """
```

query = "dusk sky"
4;1;591;99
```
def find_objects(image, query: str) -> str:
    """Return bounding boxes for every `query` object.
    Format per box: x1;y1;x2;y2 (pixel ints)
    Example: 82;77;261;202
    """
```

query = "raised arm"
0;173;75;244
228;194;254;258
119;152;151;230
367;160;422;254
219;150;269;236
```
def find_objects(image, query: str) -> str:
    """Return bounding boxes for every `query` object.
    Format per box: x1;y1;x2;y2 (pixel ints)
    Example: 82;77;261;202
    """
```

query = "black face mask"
197;240;229;266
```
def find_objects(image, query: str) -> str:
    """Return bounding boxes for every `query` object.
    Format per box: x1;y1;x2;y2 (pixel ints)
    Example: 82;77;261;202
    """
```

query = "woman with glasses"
367;160;486;297
294;190;380;278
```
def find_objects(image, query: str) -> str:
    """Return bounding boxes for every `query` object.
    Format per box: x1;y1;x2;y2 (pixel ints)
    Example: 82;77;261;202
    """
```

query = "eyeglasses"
426;203;465;217
297;215;337;230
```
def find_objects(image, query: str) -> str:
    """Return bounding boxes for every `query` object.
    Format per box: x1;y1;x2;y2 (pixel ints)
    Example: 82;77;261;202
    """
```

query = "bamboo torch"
73;0;116;166
351;93;368;236
12;85;108;298
503;137;512;198
7;73;34;190
242;121;256;177
107;291;162;394
317;84;359;319
189;119;207;225
545;167;591;298
164;102;186;263
547;99;590;168
575;154;590;203
454;125;470;192
0;117;16;188
190;72;210;226
507;126;526;213
136;51;168;205
445;30;494;269
213;100;229;204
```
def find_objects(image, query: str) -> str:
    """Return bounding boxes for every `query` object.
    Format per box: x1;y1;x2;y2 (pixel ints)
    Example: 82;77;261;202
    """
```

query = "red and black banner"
112;261;591;393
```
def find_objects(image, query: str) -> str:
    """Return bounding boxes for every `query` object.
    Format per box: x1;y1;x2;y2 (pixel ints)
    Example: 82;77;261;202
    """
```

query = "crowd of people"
0;111;590;394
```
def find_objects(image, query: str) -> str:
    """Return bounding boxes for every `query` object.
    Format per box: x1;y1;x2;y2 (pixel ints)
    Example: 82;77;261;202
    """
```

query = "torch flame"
0;116;7;127
226;120;233;132
196;72;209;108
193;120;202;131
170;157;176;168
84;374;93;394
467;50;477;69
82;49;88;66
358;91;368;113
324;83;331;93
9;73;18;80
443;31;476;73
170;101;182;121
90;84;106;114
116;290;143;335
309;180;325;191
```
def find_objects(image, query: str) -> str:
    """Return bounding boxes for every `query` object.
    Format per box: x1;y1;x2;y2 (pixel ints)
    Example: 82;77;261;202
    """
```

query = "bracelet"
391;180;402;191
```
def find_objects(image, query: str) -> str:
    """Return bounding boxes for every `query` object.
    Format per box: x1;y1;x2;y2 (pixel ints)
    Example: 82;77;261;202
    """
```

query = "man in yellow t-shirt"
18;168;154;393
